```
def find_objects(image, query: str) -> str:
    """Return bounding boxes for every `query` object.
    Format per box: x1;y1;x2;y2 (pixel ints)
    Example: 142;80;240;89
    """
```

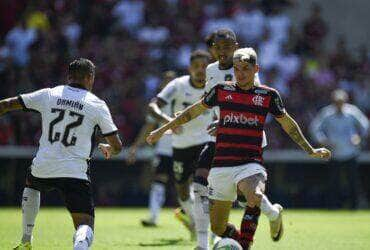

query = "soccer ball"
213;237;243;250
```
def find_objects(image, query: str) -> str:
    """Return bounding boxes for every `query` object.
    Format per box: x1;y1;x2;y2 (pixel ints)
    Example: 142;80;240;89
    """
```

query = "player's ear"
254;64;259;73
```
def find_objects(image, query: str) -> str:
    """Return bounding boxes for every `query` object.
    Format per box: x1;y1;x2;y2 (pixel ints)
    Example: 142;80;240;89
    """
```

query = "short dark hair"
205;31;217;48
190;50;211;63
68;58;95;82
213;28;237;43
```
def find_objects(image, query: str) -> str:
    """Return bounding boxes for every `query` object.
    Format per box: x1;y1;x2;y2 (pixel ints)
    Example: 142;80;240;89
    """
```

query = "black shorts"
196;142;216;171
26;172;94;217
154;155;173;176
172;144;207;184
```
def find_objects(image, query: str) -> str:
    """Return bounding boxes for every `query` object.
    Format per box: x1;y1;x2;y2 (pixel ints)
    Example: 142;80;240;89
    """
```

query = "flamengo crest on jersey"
19;85;118;180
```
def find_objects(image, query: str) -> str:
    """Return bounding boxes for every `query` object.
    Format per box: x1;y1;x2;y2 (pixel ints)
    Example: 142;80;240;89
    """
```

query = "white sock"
149;182;166;223
260;195;279;221
193;183;209;249
73;225;94;250
21;187;40;243
178;197;194;224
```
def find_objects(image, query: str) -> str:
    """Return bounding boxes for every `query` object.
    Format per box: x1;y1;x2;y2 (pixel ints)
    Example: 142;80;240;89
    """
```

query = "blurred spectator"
4;19;37;66
302;3;328;54
310;89;369;208
112;0;144;31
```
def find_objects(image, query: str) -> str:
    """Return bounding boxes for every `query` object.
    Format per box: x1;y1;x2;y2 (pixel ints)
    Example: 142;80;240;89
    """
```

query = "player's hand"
207;120;219;136
126;146;137;165
98;143;112;159
309;147;331;160
147;129;164;145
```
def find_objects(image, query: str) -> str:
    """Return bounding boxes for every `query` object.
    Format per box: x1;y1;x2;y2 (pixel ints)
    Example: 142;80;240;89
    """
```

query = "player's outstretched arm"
0;97;23;116
98;133;123;159
148;98;173;124
147;100;208;145
275;112;331;160
127;122;156;164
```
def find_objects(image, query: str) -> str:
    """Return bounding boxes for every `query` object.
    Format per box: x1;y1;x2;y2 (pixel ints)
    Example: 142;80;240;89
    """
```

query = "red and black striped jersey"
202;82;286;168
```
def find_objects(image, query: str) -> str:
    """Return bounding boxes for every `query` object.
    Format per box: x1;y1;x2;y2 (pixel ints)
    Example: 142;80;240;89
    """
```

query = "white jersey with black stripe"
19;85;118;180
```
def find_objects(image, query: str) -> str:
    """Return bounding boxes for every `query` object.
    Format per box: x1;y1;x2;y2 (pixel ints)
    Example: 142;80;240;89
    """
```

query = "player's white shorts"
208;163;267;201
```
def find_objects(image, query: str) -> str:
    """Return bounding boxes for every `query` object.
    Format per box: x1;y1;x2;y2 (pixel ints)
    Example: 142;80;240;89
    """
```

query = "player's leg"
14;172;42;250
142;155;171;226
193;142;215;249
172;150;195;238
209;199;235;238
61;178;95;250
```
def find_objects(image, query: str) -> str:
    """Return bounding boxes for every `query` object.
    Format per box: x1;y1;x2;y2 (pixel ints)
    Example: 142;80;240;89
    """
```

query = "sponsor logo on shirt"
223;113;259;126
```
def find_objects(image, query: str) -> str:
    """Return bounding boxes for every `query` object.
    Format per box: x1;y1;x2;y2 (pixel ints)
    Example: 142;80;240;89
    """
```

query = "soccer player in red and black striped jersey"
147;48;331;249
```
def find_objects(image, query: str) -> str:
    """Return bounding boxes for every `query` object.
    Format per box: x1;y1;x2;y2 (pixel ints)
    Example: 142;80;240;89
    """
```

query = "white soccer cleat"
269;204;284;241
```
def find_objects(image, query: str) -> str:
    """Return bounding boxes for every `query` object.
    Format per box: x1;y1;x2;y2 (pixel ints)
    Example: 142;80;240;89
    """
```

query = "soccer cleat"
13;242;32;250
270;204;284;241
141;219;157;227
174;207;196;241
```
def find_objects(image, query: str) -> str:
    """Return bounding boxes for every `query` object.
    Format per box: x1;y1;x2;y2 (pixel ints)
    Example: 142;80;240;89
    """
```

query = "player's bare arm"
0;97;23;115
98;133;122;159
275;112;331;159
148;98;173;124
146;99;208;145
127;121;157;164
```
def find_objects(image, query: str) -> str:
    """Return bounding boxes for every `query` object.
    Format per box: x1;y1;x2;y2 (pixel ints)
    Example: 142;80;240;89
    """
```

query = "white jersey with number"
157;75;213;148
19;85;118;180
205;61;268;147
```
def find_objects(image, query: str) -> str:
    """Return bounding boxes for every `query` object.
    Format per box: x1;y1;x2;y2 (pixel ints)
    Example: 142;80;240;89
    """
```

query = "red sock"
240;206;261;248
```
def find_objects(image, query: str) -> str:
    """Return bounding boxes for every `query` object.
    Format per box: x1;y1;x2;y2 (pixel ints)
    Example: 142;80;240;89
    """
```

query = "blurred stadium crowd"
0;0;369;149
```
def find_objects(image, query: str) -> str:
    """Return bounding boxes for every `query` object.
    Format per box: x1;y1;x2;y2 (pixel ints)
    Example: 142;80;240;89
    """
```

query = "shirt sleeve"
96;102;118;136
157;80;177;104
269;89;286;118
202;86;218;108
309;106;331;144
18;88;50;112
349;105;369;137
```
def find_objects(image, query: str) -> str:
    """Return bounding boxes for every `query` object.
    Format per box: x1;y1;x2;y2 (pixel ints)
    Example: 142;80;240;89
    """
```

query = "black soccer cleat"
141;219;157;227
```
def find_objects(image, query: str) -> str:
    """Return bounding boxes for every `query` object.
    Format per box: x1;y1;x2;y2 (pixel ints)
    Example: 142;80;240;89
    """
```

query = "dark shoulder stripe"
221;123;264;131
218;102;269;115
217;134;262;145
216;147;261;157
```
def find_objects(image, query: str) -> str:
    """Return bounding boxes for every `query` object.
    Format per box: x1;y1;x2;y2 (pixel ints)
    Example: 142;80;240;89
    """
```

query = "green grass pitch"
1;208;369;249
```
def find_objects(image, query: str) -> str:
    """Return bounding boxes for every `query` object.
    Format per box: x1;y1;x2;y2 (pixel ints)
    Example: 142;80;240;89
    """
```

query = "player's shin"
193;177;210;249
21;187;40;244
148;181;166;224
73;225;94;250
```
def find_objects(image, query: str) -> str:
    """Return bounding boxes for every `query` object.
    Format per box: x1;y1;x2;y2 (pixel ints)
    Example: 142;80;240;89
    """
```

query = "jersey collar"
68;83;88;90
